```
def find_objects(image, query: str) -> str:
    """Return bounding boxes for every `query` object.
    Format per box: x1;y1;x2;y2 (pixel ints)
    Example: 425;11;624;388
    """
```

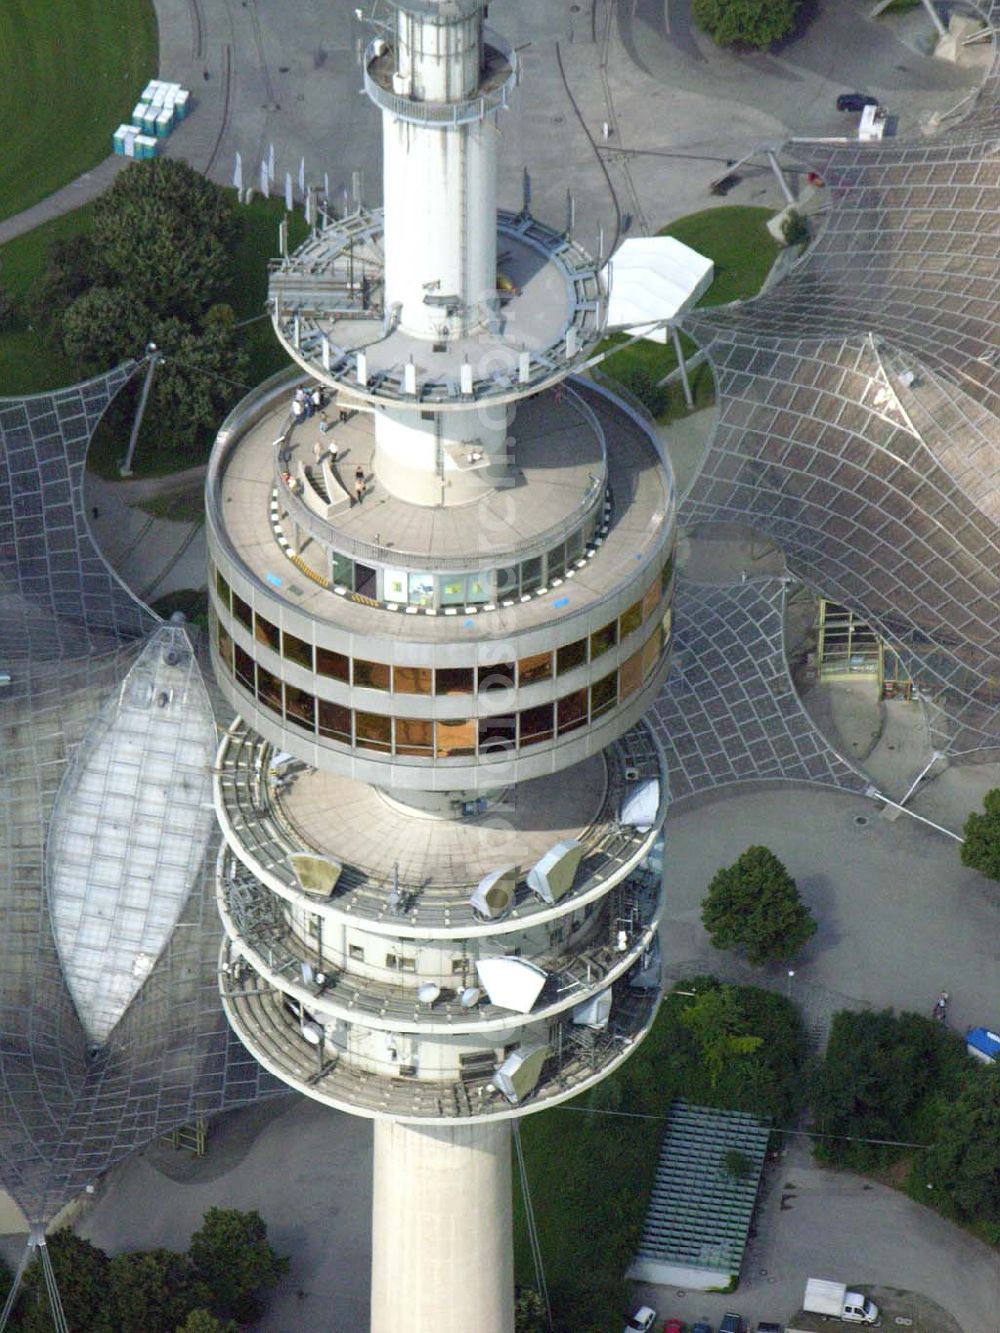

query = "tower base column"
371;1119;514;1333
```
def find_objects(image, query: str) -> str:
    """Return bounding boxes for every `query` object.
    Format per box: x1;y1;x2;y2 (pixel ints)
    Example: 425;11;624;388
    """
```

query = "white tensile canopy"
526;839;585;904
620;778;660;831
603;236;714;343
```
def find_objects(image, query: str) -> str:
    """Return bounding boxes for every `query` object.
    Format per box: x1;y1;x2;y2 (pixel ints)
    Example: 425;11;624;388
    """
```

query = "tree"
15;1231;111;1333
680;984;763;1085
920;1062;1000;1234
91;158;239;321
174;1310;239;1333
692;0;800;49
960;788;1000;880
812;1010;968;1171
701;845;817;964
106;1249;211;1333
188;1207;288;1324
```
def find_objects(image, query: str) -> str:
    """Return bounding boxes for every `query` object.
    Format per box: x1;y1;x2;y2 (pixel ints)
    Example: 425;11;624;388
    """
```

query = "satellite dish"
460;987;482;1008
418;982;441;1005
300;1020;323;1046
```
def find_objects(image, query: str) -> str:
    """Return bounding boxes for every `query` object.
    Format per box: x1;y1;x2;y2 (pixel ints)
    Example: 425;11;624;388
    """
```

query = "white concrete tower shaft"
381;2;498;342
371;1120;514;1333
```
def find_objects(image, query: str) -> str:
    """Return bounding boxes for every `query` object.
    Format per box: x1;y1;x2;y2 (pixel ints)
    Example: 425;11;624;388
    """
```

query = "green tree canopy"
188;1207;288;1324
920;1061;1000;1235
680;984;763;1085
960;787;1000;880
692;0;800;49
812;1009;968;1171
514;1286;548;1333
91;158;239;321
106;1248;210;1333
15;1231;110;1333
701;845;817;964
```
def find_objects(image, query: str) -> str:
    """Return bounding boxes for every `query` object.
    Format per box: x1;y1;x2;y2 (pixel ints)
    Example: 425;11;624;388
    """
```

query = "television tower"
206;2;675;1328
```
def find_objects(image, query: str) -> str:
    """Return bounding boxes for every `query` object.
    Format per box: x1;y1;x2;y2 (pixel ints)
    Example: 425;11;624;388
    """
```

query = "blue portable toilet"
965;1027;1000;1064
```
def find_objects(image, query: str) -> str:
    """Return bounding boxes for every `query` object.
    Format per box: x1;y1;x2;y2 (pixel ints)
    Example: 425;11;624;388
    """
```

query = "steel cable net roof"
681;11;1000;757
0;371;276;1225
656;579;868;801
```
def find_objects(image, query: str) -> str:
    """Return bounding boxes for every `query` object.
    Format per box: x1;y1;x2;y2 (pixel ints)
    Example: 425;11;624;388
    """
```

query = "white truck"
803;1279;879;1324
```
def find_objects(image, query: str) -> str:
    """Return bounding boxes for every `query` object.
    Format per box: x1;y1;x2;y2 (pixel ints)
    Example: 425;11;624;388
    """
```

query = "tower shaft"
371;1120;514;1333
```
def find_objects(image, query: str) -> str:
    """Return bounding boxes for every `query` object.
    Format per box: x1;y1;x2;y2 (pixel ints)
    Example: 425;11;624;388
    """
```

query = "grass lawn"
598;205;781;422
0;1;157;224
513;981;808;1330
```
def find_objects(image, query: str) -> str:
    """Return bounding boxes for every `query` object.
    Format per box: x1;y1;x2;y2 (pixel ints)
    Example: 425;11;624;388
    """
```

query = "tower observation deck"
206;3;675;1329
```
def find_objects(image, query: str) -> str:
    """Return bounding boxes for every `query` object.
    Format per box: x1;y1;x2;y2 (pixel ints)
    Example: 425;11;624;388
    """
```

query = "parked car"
836;92;879;112
690;1322;713;1333
719;1317;745;1333
756;1324;783;1333
663;1321;685;1333
625;1308;658;1333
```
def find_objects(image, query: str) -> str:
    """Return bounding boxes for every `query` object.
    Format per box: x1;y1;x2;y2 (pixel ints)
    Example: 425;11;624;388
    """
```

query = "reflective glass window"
661;550;674;593
591;670;617;718
619;648;643;699
256;664;282;712
316;647;349;681
354;659;391;691
436;667;474;695
518;651;551;686
217;622;234;674
642;579;660;623
565;529;583;562
232;591;252;632
467;571;491;603
619;600;642;638
519;703;554;746
383;568;407;602
286;686;315;731
642;630;660;679
496;565;518;601
215;567;231;609
283;630;313;670
408;573;435;607
234;644;254;691
547;543;566;581
557;638;587;675
395;718;434;755
521;556;543;595
435;718;476;757
356;711;392;752
355;563;377;599
557;688;588;734
479;716;515;758
318;699;351;744
332;551;353;588
590;621;617;660
477;662;515;694
394;665;433;695
254;613;280;652
440;575;467;607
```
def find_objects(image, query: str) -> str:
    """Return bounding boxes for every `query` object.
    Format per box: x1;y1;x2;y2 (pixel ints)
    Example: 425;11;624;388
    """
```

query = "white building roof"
603;236;714;343
46;628;216;1044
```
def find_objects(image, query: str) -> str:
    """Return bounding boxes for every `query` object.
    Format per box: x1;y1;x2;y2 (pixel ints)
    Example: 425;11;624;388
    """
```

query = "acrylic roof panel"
604;236;714;343
46;626;216;1043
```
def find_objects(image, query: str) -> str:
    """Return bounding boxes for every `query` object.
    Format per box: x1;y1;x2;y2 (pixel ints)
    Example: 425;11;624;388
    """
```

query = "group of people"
291;384;325;421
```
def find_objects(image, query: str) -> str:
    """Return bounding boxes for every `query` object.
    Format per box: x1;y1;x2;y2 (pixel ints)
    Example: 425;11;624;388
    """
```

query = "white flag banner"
233;152;243;192
298;156;306;195
259;159;269;199
285;171;294;211
268;142;275;182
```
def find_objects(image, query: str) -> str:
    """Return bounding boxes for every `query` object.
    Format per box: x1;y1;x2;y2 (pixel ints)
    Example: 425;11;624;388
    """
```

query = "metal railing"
362;31;517;127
